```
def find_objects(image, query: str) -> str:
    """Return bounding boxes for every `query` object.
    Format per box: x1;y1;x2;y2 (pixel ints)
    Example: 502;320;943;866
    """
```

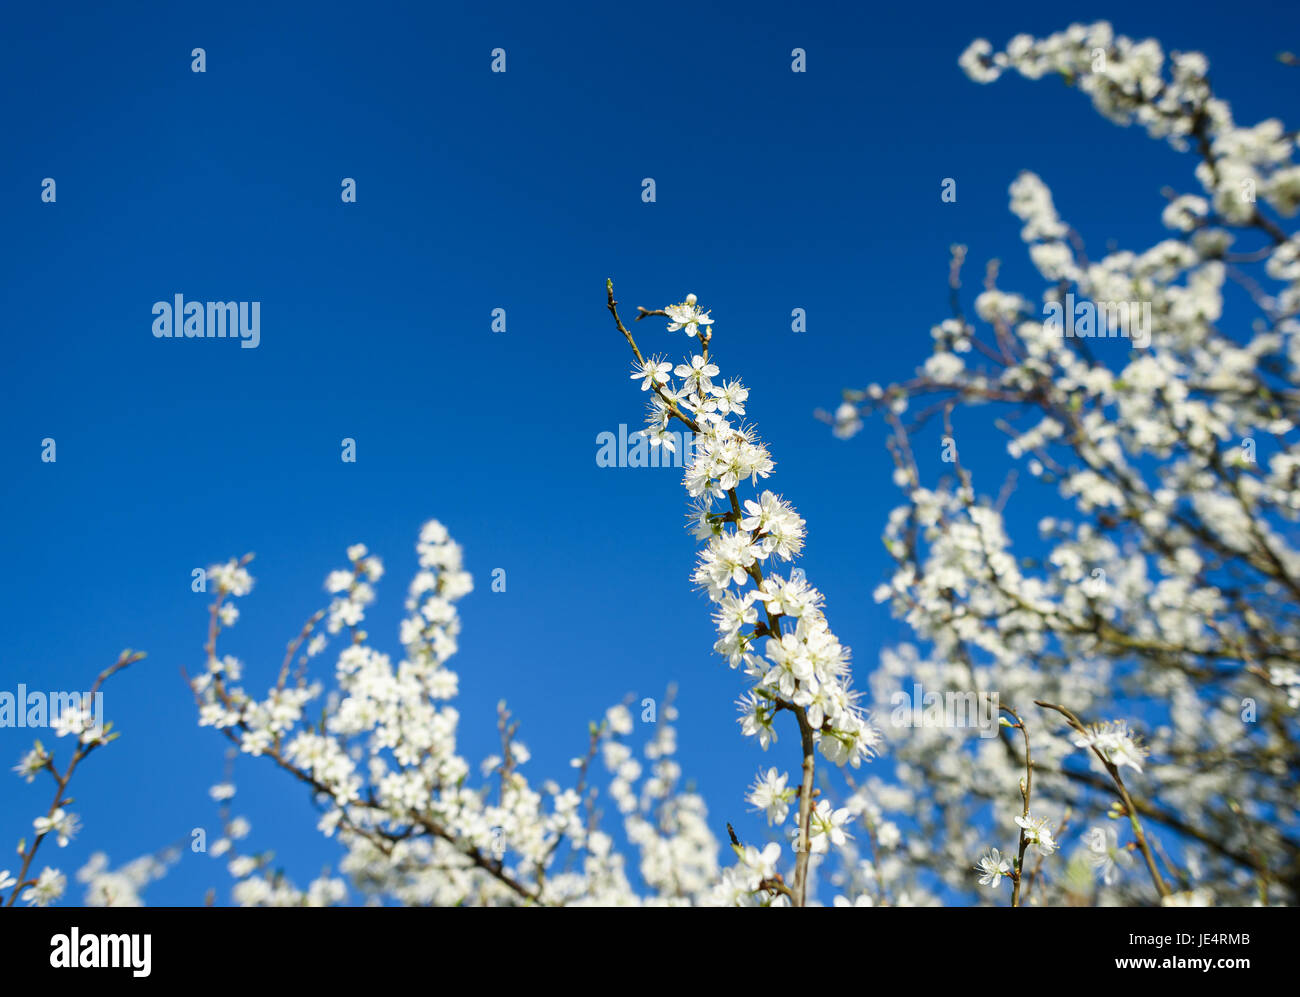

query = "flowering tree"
607;282;882;904
175;286;883;906
8;21;1295;909
828;22;1300;905
187;533;720;905
2;650;167;908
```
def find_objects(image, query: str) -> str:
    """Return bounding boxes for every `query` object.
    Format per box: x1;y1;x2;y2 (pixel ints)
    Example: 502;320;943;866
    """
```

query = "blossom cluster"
614;285;886;905
631;298;880;773
834;22;1300;906
190;523;723;905
5;651;141;907
11;19;1293;911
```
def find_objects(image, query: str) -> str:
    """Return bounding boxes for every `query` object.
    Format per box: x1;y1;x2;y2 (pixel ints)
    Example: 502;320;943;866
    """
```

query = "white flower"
665;301;715;337
51;706;98;742
22;868;65;906
209;560;253;597
228;855;259;878
325;570;354;594
735;840;782;890
1082;825;1132;886
1015;814;1058;856
631;358;672;391
674;355;720;396
740;491;782;534
975;848;1012;888
710;379;748;415
877;821;901;850
1072;720;1146;774
958;38;1002;83
604;705;634;736
806;800;853;853
33;809;80;848
923;351;964;381
13;747;48;783
737;692;777;749
748;768;793;825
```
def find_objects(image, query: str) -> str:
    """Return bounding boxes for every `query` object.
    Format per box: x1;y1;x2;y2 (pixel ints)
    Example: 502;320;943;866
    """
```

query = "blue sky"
2;0;1297;904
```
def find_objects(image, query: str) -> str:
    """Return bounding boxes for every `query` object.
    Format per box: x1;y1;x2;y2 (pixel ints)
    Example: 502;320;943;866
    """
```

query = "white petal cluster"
640;303;881;773
836;22;1300;907
192;522;725;906
76;850;178;907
